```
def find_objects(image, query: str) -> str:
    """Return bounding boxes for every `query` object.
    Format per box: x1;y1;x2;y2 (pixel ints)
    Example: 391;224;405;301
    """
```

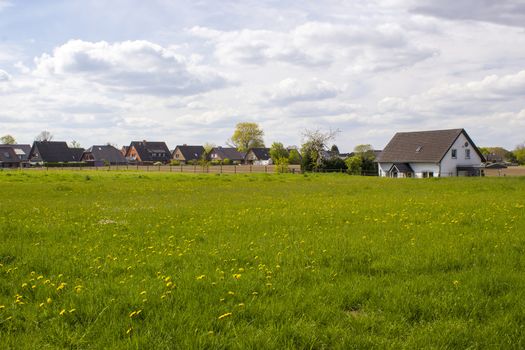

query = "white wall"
410;163;440;178
440;132;483;177
378;162;393;177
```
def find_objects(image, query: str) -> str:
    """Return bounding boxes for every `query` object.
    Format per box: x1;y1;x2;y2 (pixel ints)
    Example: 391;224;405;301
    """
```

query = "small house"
0;144;31;166
376;129;485;178
27;141;85;164
0;146;22;168
125;141;171;164
208;147;245;164
172;145;205;164
82;145;127;166
245;148;271;165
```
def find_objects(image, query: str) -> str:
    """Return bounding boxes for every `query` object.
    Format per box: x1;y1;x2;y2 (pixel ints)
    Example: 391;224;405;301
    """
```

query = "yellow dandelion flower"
196;275;206;280
237;303;245;308
126;327;133;335
69;309;76;313
59;309;66;316
218;312;232;320
39;303;45;308
47;297;52;304
232;274;241;280
21;283;28;288
0;305;5;310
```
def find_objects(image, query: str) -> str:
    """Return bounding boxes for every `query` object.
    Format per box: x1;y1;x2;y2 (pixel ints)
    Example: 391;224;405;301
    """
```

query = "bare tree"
70;140;82;148
300;128;340;171
35;130;54;142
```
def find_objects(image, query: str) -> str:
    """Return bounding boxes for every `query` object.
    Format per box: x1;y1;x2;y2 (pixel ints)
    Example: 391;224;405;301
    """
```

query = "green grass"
1;170;525;349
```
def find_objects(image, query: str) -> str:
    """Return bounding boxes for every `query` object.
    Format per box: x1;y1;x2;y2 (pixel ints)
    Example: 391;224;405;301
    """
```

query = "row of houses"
1;129;493;178
0;141;275;168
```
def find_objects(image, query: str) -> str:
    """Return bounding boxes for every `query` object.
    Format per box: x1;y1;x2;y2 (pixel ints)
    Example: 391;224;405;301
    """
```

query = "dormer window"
416;146;423;153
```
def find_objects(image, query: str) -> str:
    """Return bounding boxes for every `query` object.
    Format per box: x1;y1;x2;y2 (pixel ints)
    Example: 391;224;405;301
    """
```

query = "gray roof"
209;147;245;161
174;145;205;161
29;141;84;163
377;129;484;163
128;141;171;162
247;147;271;160
83;145;127;163
390;163;413;173
0;147;21;163
0;144;31;160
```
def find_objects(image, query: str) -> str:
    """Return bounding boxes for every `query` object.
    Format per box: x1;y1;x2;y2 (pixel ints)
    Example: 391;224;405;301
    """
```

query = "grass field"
1;171;525;349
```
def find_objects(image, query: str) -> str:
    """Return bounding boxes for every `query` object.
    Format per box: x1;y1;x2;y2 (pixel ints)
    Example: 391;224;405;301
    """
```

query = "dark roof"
174;145;205;161
377;129;484;163
0;147;21;163
129;141;171;162
0;144;31;160
83;145;127;163
70;148;85;161
210;147;245;161
390;163;413;173
29;141;83;162
247;148;270;160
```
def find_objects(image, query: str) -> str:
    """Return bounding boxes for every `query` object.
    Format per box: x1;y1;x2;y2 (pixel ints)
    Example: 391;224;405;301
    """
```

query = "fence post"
180;165;183;173
234;165;237;174
194;165;196;173
147;165;149;172
220;164;223;174
136;164;139;170
250;165;252;173
265;166;267;173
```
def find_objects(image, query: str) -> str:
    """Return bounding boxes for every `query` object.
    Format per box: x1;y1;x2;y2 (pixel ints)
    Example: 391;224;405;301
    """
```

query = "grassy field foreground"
1;171;525;349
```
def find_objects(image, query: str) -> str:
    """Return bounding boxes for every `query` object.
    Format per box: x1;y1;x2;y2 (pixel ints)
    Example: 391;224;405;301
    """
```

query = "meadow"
1;170;525;349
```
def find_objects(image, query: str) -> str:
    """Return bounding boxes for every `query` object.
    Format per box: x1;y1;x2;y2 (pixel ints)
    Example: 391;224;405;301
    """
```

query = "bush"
210;160;221;166
274;157;290;174
222;158;232;165
44;162;88;168
170;160;181;166
320;157;347;172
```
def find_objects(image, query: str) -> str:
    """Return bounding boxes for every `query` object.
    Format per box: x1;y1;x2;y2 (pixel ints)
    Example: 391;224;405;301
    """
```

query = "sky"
0;0;524;150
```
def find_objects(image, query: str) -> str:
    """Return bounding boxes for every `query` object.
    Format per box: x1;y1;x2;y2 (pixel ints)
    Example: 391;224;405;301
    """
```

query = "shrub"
170;160;181;166
222;158;232;165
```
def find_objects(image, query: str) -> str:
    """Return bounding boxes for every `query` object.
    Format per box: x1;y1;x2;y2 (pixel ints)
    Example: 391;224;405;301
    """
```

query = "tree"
228;122;265;152
353;144;377;175
269;142;289;163
70;140;82;148
300;128;339;171
0;134;16;144
345;156;362;175
514;143;525;165
330;144;340;155
35;130;53;142
200;143;216;165
288;149;302;165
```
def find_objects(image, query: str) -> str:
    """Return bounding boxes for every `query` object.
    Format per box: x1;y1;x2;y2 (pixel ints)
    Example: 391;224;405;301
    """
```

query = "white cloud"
409;0;525;28
191;21;436;71
33;40;231;96
266;78;343;105
0;69;10;81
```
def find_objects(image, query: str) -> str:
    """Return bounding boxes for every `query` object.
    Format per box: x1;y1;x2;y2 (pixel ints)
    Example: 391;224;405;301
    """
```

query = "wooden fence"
24;164;303;174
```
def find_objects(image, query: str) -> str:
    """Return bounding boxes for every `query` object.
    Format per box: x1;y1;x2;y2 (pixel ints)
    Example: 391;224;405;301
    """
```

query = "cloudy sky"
0;0;524;150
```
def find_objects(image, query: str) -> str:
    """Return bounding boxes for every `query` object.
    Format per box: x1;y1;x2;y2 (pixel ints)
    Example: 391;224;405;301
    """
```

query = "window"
465;149;471;159
451;149;457;159
416;146;423;153
429;172;434;178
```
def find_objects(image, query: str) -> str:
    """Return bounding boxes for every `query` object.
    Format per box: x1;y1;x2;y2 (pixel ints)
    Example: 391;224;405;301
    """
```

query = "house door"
391;170;398;178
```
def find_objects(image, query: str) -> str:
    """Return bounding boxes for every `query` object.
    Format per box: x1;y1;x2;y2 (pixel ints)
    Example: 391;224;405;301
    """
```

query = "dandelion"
126;327;133;335
0;305;5;310
69;308;76;313
232;273;241;280
59;309;66;316
453;280;460;287
56;282;66;292
74;285;83;293
227;291;235;296
129;309;142;318
196;275;206;280
47;297;52;304
140;291;147;295
218;312;232;320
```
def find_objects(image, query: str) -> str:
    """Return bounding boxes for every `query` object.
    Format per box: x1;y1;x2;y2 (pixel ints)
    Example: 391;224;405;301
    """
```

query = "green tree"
274;157;290;174
0;134;16;144
330;144;340;154
228;122;265;152
353;144;377;175
514;143;525;165
345;155;362;175
269;142;289;163
288;149;301;165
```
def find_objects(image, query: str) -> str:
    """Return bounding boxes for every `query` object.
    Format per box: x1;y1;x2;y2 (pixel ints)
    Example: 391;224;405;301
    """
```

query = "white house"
376;129;485;178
